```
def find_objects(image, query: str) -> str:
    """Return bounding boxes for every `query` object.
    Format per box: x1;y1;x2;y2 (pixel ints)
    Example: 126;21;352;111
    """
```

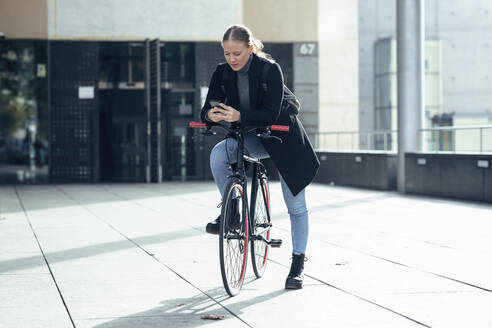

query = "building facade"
358;0;492;152
1;0;342;184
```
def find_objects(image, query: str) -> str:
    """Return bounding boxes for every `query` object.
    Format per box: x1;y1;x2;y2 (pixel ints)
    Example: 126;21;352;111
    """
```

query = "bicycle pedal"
268;239;282;248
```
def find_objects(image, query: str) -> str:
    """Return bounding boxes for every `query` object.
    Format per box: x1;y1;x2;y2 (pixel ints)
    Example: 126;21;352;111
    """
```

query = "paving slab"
0;274;72;328
1;182;491;328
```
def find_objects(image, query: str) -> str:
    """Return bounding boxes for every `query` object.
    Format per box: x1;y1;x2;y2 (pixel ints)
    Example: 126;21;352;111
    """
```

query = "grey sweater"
237;53;253;113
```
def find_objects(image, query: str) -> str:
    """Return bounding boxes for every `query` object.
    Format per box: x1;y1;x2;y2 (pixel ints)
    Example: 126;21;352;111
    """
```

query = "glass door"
162;90;196;180
0;40;49;184
98;42;147;182
160;42;197;181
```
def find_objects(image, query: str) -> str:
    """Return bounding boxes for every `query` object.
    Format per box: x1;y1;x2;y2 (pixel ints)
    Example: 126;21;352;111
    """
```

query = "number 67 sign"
297;43;317;56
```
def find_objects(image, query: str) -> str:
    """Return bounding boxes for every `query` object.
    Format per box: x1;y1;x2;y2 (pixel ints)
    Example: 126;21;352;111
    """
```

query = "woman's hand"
207;107;226;122
211;103;240;122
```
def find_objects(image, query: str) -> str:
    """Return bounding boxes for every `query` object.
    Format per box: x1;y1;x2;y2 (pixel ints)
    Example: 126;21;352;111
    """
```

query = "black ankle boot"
205;216;220;235
205;200;240;235
285;253;305;289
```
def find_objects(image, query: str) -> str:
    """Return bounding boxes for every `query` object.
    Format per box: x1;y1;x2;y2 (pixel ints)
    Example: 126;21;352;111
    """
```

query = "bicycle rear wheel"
250;175;271;278
219;178;248;296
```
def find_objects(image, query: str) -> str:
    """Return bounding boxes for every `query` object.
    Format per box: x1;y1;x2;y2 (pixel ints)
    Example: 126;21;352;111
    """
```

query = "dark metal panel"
49;41;99;183
145;40;151;182
405;153;441;195
366;155;388;189
387;155;398;190
342;154;362;187
195;42;224;87
422;155;441;194
292;43;318;135
440;155;484;201
263;43;294;90
145;39;162;183
355;154;381;189
314;152;397;190
314;153;339;185
405;153;492;202
484;161;492;202
404;154;418;192
305;152;492;201
194;42;225;181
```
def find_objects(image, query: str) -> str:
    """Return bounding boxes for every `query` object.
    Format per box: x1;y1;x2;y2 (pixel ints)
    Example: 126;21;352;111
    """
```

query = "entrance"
98;42;147;182
98;40;199;183
162;89;196;180
160;42;198;181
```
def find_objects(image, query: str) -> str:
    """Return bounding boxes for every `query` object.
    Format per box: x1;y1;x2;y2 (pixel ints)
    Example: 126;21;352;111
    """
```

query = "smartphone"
209;100;222;110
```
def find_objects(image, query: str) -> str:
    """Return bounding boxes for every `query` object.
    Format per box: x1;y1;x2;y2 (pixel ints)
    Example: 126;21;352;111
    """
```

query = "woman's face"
223;40;253;71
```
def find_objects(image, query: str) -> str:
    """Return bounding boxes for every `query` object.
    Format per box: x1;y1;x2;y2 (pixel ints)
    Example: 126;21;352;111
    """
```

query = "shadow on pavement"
87;286;288;328
1;182;219;214
0;228;203;274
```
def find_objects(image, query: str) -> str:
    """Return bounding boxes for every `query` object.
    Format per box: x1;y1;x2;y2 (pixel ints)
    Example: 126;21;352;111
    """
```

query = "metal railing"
311;125;492;154
419;125;492;154
310;130;397;152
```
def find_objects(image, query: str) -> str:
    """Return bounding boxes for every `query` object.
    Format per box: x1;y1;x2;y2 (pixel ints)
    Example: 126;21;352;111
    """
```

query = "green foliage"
0;93;29;137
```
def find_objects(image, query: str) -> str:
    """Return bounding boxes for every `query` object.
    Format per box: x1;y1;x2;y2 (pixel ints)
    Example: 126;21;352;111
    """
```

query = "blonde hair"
222;24;273;61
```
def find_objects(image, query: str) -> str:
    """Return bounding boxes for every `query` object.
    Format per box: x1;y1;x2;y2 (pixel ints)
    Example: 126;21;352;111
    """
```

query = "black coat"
201;53;319;196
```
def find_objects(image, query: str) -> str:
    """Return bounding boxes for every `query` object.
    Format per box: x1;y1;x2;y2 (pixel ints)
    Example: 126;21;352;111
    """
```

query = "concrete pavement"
1;182;491;327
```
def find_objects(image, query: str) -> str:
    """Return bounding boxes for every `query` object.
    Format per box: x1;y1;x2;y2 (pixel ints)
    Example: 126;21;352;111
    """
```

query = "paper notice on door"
37;64;46;78
78;86;94;99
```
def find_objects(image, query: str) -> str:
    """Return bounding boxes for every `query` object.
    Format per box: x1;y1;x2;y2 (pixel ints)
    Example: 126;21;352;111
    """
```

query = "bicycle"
189;121;289;296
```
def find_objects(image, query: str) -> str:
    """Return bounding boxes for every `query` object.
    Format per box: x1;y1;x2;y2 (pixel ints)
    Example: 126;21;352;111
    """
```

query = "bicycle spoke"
251;178;270;278
220;182;248;296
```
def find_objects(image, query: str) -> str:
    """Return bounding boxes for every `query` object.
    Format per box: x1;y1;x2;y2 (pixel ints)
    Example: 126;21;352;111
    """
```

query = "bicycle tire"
250;175;271;278
219;177;248;296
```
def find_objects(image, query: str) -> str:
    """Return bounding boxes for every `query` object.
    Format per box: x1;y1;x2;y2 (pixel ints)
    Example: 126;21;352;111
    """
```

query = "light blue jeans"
210;133;309;255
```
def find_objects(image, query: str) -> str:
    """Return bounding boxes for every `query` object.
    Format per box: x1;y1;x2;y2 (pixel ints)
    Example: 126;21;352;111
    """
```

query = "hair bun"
222;25;274;62
251;37;264;53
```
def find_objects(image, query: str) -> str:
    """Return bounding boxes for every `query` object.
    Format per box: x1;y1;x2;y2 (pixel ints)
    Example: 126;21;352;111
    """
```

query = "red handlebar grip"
271;125;289;132
189;121;206;128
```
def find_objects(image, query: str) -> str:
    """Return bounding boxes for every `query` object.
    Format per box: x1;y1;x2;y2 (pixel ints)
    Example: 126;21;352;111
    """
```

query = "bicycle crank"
254;235;283;248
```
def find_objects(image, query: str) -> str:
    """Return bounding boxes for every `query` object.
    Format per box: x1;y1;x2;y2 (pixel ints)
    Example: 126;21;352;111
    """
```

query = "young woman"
200;25;319;289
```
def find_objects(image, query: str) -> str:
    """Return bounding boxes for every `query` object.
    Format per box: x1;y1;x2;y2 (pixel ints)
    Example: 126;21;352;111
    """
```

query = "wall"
358;0;395;137
294;43;319;136
359;0;492;137
315;152;397;190
243;0;319;135
318;0;359;143
315;151;492;203
405;153;492;202
46;0;243;40
0;0;48;39
434;0;492;122
243;0;317;42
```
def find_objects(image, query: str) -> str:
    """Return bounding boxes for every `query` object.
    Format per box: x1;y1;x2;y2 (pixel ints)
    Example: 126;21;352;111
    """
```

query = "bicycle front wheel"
250;175;271;278
219;178;248;296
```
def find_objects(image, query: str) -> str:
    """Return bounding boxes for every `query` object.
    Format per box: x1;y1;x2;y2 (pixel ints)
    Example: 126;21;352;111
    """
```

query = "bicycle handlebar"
189;122;207;128
188;121;289;132
270;125;290;132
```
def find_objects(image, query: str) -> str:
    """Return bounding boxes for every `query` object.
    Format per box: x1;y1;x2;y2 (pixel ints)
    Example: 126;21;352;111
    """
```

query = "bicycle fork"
249;162;283;249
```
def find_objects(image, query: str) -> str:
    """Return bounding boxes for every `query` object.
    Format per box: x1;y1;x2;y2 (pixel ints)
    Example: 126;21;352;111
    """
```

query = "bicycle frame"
189;121;285;244
248;158;271;241
189;121;287;295
213;127;261;242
